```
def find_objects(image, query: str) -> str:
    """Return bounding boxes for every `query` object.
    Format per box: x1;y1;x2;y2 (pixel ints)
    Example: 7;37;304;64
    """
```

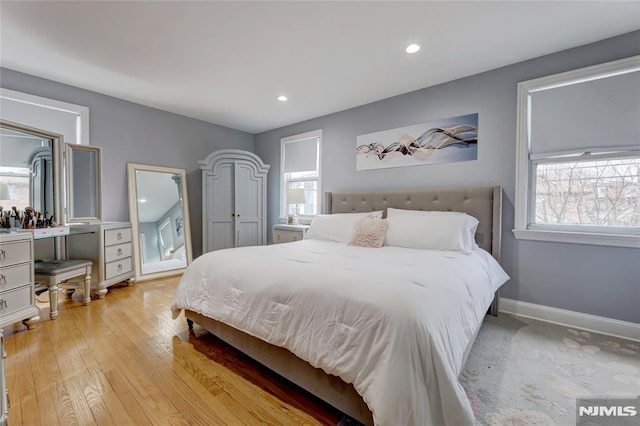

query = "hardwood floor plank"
101;367;154;426
4;276;343;426
45;313;98;425
4;327;24;426
26;329;61;426
14;328;42;425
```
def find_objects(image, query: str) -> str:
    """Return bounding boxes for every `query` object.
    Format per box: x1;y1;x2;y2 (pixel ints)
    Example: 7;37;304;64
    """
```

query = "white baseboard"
499;298;640;342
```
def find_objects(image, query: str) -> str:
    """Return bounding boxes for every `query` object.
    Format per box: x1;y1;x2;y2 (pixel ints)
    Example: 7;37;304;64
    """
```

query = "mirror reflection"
128;163;192;281
67;144;102;222
0;122;58;225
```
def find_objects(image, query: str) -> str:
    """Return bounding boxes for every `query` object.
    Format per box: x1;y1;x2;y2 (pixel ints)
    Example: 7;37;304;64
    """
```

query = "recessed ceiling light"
277;95;288;102
138;199;147;203
405;43;421;54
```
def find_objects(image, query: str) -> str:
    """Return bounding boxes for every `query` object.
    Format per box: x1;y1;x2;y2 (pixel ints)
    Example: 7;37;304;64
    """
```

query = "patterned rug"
461;314;639;425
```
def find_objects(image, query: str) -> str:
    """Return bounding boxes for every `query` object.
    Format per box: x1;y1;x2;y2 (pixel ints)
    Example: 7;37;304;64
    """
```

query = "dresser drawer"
0;240;32;267
105;257;132;280
0;263;32;292
0;285;32;318
104;228;132;246
274;229;304;244
105;243;132;262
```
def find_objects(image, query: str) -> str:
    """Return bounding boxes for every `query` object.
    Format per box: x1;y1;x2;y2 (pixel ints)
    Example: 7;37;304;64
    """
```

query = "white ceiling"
1;1;639;134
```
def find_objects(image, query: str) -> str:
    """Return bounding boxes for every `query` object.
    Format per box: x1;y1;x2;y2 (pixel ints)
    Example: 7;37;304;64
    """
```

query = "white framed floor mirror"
127;163;193;281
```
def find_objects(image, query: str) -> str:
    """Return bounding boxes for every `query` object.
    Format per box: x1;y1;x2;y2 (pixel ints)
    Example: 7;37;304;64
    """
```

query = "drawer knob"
0;249;5;261
117;232;123;240
117;248;123;256
117;263;123;272
0;274;5;286
0;299;7;311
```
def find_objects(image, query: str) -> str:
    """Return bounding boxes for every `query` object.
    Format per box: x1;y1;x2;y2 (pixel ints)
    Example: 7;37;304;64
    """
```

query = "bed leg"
490;291;499;316
187;318;194;330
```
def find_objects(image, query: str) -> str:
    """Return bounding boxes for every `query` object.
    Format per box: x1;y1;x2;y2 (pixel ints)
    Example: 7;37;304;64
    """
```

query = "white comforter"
171;240;509;425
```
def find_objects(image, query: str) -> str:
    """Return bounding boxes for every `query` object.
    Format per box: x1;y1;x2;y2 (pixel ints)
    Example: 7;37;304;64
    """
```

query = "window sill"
277;216;314;226
512;229;640;249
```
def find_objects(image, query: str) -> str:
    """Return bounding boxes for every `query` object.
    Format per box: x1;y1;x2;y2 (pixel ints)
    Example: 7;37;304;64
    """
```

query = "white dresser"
0;232;40;330
66;223;134;298
1;231;40;426
273;224;309;244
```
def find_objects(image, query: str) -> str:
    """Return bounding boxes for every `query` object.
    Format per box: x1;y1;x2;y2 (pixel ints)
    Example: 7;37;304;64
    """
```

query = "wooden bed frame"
186;186;503;425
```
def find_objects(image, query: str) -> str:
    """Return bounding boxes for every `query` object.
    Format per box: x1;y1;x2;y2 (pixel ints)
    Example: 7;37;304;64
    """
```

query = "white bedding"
171;239;509;425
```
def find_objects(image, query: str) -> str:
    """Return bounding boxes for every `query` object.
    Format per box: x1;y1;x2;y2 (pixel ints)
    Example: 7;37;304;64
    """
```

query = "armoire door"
234;160;264;247
205;161;235;251
201;150;269;254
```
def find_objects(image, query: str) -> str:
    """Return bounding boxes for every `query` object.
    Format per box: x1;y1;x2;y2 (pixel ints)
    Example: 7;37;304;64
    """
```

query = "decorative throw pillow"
348;218;388;248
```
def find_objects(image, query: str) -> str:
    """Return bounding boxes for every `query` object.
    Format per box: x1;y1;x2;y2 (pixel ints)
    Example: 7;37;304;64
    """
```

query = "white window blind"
284;137;318;173
530;70;640;156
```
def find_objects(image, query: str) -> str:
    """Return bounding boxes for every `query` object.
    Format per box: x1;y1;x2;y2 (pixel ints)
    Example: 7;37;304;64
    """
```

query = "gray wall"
255;31;640;323
0;68;255;257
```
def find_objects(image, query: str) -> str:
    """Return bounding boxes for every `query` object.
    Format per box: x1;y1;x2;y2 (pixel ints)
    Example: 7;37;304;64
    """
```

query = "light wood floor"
3;277;342;425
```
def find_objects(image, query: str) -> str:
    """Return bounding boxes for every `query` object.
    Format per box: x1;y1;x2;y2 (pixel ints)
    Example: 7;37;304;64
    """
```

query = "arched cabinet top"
199;149;270;174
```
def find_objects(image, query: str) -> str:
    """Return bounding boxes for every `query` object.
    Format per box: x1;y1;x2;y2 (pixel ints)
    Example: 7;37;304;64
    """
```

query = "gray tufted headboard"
324;186;503;262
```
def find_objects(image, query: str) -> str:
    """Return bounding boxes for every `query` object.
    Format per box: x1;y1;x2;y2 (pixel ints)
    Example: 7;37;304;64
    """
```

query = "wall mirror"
0;120;63;225
66;143;102;223
1;119;103;228
127;163;193;281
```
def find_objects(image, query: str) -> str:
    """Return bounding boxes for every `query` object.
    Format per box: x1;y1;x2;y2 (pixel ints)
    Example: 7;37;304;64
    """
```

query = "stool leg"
49;283;59;320
83;273;91;306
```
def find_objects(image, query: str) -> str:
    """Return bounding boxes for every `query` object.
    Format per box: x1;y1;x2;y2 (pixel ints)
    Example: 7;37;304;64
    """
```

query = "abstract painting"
356;113;478;171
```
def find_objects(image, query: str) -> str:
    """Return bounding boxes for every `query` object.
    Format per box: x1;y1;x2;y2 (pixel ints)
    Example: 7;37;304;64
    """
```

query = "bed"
171;186;509;425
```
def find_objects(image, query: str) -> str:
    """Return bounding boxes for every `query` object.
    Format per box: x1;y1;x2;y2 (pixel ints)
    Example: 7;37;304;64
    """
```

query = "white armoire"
200;150;270;253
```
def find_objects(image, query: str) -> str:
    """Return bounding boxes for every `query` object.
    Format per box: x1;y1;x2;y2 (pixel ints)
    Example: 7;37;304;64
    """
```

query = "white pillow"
384;208;479;252
305;211;383;243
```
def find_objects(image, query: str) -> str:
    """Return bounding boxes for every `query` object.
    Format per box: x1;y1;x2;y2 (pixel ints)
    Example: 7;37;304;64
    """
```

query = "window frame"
0;88;89;146
280;129;322;223
513;55;640;248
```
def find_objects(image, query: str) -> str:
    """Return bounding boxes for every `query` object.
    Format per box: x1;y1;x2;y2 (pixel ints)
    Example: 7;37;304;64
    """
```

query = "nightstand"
273;224;309;244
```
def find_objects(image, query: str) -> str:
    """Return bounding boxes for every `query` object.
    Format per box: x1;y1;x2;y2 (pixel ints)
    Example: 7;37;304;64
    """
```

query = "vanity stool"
34;260;92;320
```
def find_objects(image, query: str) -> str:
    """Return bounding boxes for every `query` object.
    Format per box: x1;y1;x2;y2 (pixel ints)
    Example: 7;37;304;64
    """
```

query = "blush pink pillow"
348;218;388;248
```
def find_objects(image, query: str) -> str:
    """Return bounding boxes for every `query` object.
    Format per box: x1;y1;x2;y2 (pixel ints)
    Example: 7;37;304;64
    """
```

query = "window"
0;166;30;209
280;129;322;222
514;56;640;248
158;218;174;259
